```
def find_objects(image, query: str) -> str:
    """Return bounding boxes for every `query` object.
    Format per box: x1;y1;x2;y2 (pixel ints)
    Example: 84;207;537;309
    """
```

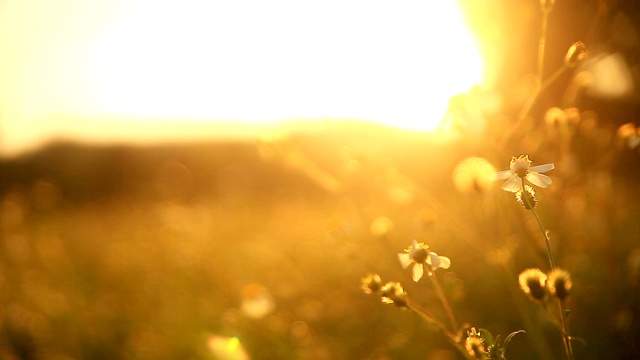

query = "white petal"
409;240;419;258
398;253;412;269
492;169;514;181
438;256;451;269
429;252;441;270
529;163;554;173
527;172;552;188
501;173;522;192
412;263;424;282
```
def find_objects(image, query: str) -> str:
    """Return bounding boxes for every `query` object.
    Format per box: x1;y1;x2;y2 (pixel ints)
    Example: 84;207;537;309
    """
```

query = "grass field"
0;119;638;359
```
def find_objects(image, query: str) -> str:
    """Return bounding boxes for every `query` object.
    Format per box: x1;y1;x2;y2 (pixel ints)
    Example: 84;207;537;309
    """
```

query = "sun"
92;0;483;132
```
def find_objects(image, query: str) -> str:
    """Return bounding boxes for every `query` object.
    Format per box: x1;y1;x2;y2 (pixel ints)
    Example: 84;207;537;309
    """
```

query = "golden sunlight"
93;0;483;129
0;0;483;155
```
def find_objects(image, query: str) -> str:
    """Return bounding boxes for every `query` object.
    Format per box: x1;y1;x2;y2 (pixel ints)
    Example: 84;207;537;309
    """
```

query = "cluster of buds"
519;268;573;303
361;274;408;308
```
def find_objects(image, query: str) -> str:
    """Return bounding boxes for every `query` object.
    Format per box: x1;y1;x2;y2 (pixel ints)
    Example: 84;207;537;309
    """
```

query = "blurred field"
0;119;638;359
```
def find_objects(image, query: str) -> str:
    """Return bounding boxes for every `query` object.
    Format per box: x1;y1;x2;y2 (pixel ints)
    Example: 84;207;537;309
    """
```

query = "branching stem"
430;274;459;333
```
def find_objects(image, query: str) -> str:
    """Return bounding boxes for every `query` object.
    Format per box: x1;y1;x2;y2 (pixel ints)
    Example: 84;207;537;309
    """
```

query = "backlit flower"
380;282;408;308
465;329;487;360
547;269;572;300
518;268;548;303
361;273;383;295
398;240;451;282
493;155;554;192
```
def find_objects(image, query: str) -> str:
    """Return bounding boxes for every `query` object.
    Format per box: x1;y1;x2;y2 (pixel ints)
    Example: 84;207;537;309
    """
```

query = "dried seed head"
519;268;548;303
547;269;572;300
361;274;383;295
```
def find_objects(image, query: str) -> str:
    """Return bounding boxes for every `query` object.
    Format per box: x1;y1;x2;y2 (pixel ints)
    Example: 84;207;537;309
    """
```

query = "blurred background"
0;0;639;359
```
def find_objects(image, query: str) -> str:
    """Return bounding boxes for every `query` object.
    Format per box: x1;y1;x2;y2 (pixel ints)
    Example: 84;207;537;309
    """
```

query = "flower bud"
465;336;487;359
465;328;487;359
516;185;537;210
361;274;383;294
564;42;588;67
380;282;408;308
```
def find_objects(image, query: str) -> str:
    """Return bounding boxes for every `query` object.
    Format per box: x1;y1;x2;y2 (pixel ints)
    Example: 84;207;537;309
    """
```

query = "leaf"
503;330;526;350
479;328;494;346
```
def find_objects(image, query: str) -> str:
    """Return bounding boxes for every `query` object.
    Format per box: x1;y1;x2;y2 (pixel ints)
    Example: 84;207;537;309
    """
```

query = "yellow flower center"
510;155;532;179
412;247;428;263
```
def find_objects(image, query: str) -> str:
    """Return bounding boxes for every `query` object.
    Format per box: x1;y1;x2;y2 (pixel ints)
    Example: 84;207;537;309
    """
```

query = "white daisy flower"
398;240;451;282
493;155;554;192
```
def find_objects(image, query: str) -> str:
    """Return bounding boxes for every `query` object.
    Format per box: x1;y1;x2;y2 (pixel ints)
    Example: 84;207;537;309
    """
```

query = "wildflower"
361;273;383;295
398;240;451;282
380;282;408;308
465;328;487;359
466;336;487;359
547;269;572;300
493;155;554;192
516;185;537;210
518;268;548;303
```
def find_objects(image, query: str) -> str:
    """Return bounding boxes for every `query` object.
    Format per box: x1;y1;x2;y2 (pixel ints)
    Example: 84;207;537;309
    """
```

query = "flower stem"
537;8;550;87
558;301;575;360
406;298;473;360
521;178;555;270
497;3;566;150
429;274;459;333
542;301;575;360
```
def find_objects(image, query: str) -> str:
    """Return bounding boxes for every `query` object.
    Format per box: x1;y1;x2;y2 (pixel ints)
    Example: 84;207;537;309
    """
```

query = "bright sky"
0;0;484;156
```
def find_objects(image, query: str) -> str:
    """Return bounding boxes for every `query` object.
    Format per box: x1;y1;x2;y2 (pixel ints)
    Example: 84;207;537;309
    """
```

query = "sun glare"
0;0;484;155
93;0;483;131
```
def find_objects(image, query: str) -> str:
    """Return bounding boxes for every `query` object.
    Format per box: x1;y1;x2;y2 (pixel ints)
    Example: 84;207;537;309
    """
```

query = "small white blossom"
493;155;554;192
398;240;451;282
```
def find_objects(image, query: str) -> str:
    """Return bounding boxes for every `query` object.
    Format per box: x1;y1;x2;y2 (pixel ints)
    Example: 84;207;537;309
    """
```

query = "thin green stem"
520;178;555;270
429;274;459;333
406;298;473;360
498;65;568;149
519;177;574;359
559;301;575;360
497;3;566;150
542;301;574;360
537;9;550;86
